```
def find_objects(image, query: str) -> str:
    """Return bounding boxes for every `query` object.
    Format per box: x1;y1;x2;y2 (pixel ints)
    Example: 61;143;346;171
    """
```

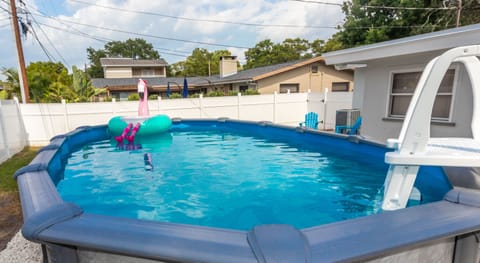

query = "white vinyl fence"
18;91;353;146
0;99;28;163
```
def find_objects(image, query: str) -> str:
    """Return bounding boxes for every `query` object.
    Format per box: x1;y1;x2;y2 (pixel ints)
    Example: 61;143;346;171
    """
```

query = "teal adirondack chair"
335;116;362;135
299;112;319;129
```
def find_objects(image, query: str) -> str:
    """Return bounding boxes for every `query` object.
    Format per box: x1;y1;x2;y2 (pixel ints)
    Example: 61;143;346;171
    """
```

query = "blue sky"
0;0;344;78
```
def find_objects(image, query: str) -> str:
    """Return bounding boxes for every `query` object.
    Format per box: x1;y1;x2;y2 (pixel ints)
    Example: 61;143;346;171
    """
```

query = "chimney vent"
219;56;238;78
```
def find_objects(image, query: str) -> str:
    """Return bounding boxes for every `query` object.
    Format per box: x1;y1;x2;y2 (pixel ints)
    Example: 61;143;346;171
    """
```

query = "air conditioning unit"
335;109;361;127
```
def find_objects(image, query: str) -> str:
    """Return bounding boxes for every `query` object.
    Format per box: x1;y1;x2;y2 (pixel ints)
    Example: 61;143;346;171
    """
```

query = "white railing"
18;91;353;146
0;99;28;163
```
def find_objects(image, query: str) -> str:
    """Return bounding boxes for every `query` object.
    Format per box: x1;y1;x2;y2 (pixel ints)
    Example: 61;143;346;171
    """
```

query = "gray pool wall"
14;119;480;263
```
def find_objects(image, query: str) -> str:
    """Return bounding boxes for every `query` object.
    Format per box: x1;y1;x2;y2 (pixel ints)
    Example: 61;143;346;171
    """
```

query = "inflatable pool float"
108;114;172;143
107;79;172;144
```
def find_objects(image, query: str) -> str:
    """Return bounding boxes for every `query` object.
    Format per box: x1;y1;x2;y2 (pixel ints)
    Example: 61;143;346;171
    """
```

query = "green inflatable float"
108;114;172;143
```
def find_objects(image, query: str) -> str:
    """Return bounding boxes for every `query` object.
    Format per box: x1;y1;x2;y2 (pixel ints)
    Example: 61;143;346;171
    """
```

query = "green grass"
0;147;39;192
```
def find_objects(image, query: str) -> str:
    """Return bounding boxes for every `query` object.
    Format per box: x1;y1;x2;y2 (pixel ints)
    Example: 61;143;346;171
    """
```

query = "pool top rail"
14;119;480;263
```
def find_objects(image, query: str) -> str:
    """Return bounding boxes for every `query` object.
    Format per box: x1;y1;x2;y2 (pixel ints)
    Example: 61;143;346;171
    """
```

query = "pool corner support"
247;224;311;263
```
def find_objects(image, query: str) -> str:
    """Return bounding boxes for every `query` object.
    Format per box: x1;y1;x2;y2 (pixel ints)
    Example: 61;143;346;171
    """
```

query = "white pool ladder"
382;45;480;211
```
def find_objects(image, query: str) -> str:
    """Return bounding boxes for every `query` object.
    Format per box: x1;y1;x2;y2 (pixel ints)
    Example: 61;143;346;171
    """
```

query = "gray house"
323;23;480;143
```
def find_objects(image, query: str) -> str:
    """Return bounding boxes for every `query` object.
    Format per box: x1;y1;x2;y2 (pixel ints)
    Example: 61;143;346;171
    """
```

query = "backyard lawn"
0;147;39;251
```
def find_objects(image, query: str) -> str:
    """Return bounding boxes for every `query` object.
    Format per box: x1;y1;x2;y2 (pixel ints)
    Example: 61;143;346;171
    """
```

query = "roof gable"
217;56;325;83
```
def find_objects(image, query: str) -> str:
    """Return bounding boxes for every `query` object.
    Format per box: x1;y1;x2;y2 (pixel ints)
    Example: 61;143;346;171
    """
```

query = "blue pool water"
57;122;448;230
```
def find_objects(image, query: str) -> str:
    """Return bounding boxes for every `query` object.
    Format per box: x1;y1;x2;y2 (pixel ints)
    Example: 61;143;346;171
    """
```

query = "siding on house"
352;52;473;142
105;67;132;78
255;64;353;93
323;25;480;143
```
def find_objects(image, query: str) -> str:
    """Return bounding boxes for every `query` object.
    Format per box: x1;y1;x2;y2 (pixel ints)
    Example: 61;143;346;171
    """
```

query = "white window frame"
387;65;457;122
279;83;299;93
332;82;350;92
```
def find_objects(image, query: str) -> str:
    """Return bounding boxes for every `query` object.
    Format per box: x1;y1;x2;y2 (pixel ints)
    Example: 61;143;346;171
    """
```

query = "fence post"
273;91;277;123
157;96;162;114
112;98;116;115
0;100;11;159
199;94;204;118
323;88;329;130
237;93;241;120
14;97;27;148
62;99;69;132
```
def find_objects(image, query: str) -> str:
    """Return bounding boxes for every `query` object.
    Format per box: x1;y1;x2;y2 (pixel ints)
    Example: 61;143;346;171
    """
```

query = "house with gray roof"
93;56;353;101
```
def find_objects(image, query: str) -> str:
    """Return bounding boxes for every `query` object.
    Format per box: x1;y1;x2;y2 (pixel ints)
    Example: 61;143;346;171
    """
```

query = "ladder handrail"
397;45;480;155
382;45;480;211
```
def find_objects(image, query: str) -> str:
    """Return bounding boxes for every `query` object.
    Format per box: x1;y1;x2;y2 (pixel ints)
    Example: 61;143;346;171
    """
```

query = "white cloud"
1;0;343;76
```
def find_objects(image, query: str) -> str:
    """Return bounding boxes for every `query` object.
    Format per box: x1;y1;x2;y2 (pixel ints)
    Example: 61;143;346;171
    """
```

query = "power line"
68;0;338;29
32;12;252;49
290;0;456;10
362;5;456;10
23;3;111;44
21;6;70;67
155;46;191;55
35;20;111;43
24;6;190;58
289;0;342;6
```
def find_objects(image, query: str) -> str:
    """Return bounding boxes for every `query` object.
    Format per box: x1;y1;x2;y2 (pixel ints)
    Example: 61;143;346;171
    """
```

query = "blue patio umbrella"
166;82;171;98
182;77;188;98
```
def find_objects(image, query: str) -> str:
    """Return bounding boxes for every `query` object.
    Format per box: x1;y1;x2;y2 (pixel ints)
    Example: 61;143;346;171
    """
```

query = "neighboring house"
92;56;353;100
323;23;480;143
213;56;354;94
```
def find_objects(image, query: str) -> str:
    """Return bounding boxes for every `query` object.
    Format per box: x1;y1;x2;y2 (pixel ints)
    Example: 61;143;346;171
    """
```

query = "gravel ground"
0;231;41;263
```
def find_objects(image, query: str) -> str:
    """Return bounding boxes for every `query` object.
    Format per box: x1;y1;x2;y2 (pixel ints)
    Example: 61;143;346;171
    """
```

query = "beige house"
100;58;168;79
93;56;353;100
213;56;354;94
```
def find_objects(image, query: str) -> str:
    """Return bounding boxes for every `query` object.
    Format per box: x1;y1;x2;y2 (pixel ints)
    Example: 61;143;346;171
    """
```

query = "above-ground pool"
58;120;447;231
15;119;480;262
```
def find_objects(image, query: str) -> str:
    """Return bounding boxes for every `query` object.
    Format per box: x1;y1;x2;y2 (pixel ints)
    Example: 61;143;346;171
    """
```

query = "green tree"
183;48;232;77
86;38;161;78
244;38;312;69
26;62;72;102
1;68;20;99
86;47;106;79
167;61;185;77
72;66;106;102
210;50;233;75
333;0;480;49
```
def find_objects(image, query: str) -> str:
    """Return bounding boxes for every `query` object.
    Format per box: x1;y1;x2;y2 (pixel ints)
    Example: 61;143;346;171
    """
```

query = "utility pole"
456;0;462;27
10;0;30;103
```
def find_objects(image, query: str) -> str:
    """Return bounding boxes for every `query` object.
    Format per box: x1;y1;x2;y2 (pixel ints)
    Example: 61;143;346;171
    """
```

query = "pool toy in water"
144;153;153;171
108;115;172;143
108;79;172;143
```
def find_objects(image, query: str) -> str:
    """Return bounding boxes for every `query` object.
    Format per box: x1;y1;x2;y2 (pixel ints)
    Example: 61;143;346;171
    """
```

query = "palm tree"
1;67;20;100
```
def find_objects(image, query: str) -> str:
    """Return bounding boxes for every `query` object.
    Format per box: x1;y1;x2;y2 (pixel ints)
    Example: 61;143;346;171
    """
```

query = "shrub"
169;93;182;99
226;91;238;96
243;89;260;95
148;94;159;100
128;93;140;101
205;90;225;97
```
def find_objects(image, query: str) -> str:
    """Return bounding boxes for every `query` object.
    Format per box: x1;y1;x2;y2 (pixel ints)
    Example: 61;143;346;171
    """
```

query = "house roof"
92;77;215;90
211;56;325;84
322;23;480;65
92;56;326;89
100;57;168;67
